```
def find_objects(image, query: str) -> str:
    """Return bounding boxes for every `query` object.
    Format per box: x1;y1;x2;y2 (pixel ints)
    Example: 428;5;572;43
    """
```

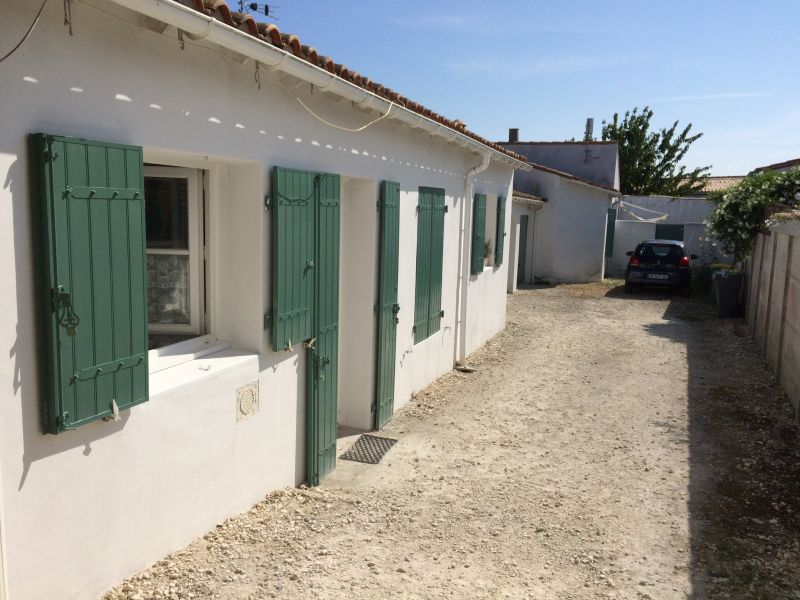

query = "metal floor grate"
339;434;397;464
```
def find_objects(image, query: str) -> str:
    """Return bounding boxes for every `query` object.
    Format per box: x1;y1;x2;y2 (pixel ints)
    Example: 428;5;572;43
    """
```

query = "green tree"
601;106;710;196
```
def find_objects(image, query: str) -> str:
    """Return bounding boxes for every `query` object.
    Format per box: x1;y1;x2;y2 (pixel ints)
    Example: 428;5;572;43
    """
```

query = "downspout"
454;152;491;367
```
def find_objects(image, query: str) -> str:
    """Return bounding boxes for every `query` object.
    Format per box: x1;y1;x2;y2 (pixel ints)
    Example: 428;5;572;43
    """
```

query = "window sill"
149;334;231;374
149;347;259;400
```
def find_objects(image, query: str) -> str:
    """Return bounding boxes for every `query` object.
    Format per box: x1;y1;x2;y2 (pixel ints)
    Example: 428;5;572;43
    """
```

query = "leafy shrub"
706;168;800;263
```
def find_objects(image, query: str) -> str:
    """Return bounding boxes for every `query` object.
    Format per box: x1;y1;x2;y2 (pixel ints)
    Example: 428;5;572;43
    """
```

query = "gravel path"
103;282;800;599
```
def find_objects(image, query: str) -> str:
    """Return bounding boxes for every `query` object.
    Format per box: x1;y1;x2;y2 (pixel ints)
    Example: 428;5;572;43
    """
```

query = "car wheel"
625;282;634;294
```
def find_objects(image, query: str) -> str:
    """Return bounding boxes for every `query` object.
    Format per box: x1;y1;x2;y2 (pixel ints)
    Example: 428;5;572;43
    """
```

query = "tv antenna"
239;2;278;19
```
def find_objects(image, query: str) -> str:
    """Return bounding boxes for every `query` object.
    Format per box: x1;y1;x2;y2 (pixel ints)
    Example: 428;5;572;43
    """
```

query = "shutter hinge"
377;200;381;211
373;303;379;315
440;310;445;318
56;412;76;432
264;194;271;210
263;312;272;331
411;325;416;333
443;205;449;213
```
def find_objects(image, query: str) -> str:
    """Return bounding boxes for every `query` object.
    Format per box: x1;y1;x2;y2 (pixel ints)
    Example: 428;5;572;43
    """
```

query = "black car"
625;239;697;295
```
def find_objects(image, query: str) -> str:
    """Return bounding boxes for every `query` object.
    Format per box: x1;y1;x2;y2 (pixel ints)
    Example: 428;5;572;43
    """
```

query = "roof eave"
106;0;530;169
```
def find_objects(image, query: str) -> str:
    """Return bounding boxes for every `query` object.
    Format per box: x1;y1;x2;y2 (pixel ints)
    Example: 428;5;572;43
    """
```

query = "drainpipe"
454;152;491;367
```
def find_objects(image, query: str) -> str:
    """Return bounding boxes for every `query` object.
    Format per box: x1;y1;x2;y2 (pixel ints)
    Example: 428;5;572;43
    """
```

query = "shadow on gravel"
643;294;800;598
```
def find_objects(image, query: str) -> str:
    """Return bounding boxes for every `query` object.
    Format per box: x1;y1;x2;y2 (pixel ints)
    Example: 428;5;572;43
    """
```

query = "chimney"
508;128;519;143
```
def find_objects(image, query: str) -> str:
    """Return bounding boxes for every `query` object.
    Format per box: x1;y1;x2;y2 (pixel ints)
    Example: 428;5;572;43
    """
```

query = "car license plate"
648;274;669;280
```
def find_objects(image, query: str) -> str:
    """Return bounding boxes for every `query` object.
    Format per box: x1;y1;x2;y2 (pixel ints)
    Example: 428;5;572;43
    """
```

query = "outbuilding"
0;1;529;598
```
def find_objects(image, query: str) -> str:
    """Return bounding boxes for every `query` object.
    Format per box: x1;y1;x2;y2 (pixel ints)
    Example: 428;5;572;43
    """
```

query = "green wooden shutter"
427;188;446;335
495;195;506;266
271;167;315;351
470;194;486;275
31;133;148;434
413;189;432;343
605;208;616;257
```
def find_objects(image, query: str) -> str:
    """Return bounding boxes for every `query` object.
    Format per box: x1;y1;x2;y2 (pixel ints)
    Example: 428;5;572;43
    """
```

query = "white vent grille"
236;380;259;422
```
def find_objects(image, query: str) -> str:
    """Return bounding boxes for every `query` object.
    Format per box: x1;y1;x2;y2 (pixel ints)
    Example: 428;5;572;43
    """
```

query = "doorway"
517;214;529;285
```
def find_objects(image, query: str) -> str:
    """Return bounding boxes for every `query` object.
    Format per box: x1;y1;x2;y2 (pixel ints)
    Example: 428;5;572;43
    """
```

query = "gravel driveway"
104;282;800;600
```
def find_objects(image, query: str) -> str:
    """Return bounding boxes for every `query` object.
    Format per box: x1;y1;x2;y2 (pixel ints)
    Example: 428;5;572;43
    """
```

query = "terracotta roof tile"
171;0;525;163
701;176;745;193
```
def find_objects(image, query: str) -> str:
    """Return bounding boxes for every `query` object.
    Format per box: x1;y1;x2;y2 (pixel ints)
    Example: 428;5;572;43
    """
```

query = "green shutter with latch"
31;133;148;434
495;195;506;266
413;189;432;343
271;167;315;351
413;187;446;343
470;193;486;275
427;188;446;335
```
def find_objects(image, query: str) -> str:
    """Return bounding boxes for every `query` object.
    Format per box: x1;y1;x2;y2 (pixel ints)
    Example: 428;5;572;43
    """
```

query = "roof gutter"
105;0;530;170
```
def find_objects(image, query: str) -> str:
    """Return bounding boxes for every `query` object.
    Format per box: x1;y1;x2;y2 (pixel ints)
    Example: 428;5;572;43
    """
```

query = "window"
413;187;446;343
144;167;204;350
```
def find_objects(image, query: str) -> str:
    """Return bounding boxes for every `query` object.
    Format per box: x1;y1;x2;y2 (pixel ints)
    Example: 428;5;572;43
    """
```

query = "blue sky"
265;1;799;175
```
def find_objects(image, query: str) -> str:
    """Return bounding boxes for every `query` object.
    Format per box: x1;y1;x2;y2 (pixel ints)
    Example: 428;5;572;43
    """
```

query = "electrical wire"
619;201;669;223
294;96;394;133
0;0;50;64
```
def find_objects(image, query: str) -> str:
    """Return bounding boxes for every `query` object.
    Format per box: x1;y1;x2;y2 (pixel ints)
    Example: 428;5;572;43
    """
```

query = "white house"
500;135;620;283
0;1;530;598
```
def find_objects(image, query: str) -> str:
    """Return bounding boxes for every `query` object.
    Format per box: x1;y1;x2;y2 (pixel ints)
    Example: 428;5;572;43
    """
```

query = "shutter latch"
103;399;121;423
53;286;80;337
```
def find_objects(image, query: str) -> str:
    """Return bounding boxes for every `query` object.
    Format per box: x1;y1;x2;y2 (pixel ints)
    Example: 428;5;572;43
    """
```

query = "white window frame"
143;166;203;336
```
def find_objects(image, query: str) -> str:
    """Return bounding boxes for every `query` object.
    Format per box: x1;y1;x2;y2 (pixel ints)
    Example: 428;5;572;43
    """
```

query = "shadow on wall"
605;284;800;597
6;153;132;492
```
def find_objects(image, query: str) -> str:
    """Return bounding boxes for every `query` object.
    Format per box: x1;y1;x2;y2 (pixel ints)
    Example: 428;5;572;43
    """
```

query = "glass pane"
147;254;191;324
145;177;189;249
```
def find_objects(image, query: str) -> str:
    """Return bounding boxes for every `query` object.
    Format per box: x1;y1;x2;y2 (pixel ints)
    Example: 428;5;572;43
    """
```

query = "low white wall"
338;177;379;431
746;224;800;416
608;221;656;276
620;195;714;224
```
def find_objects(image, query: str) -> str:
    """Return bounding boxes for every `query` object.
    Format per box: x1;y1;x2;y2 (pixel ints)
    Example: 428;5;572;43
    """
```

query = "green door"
374;181;401;429
307;172;340;486
605;208;616;257
517;214;529;285
655;223;684;241
272;167;340;486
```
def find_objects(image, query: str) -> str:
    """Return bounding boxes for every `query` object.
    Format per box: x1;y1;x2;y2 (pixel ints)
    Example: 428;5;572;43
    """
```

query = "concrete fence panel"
746;224;800;417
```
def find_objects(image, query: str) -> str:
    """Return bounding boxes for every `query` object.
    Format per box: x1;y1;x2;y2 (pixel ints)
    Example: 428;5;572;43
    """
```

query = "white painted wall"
338;177;379;431
620;195;714;224
608;221;657;276
514;169;614;282
0;3;515;598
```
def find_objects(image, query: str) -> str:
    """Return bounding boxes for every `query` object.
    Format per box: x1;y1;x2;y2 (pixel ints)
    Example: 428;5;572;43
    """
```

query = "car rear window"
636;244;683;262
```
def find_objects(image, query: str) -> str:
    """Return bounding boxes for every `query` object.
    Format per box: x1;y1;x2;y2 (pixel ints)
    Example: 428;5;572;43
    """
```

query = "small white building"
501;135;620;283
0;1;529;598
